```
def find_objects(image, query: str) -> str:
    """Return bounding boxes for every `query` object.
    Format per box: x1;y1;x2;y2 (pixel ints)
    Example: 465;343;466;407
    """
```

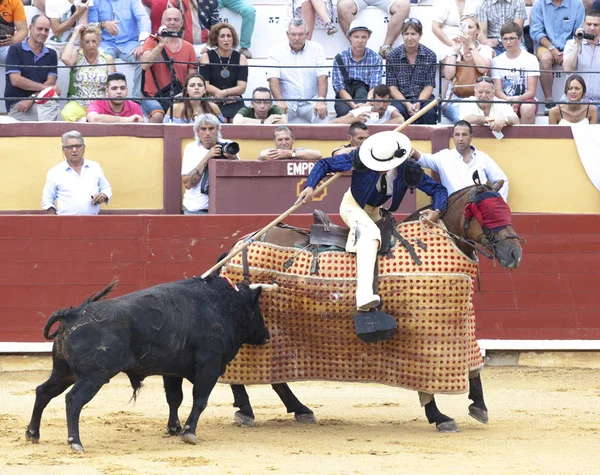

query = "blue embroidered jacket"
304;150;448;213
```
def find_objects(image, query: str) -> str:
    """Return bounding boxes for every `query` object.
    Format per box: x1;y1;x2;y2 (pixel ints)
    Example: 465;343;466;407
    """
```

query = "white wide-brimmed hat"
358;131;412;172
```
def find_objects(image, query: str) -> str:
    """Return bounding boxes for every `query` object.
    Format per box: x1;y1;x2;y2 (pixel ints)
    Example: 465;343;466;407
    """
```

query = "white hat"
358;131;412;172
347;20;372;37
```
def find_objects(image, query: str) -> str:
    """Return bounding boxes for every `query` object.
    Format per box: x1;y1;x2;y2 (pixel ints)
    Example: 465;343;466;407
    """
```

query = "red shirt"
87;100;143;118
142;37;197;96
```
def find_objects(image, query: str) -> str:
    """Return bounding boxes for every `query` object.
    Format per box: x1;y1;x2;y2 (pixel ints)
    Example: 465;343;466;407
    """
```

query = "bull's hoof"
295;412;317;424
166;425;183;436
234;411;255;427
468;404;489;424
69;443;84;452
25;428;39;443
436;420;460;433
182;432;197;445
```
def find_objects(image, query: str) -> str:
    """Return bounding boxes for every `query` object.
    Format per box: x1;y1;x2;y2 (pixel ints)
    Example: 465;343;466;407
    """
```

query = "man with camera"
140;8;196;123
530;0;584;115
181;114;239;215
564;9;600;121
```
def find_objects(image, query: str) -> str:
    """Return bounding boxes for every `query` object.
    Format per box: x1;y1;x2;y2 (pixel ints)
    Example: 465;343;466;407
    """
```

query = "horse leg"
419;392;460;433
271;383;316;424
231;384;256;427
467;374;489;423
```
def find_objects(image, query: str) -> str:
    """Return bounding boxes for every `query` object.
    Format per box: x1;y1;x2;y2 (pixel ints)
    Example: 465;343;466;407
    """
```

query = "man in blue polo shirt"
4;14;61;121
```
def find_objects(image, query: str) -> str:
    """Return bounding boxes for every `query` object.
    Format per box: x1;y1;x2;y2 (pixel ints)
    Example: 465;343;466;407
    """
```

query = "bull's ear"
492;180;504;192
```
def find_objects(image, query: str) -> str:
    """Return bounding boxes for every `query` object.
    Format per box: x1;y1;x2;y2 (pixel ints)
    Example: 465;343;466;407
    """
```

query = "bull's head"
245;283;278;346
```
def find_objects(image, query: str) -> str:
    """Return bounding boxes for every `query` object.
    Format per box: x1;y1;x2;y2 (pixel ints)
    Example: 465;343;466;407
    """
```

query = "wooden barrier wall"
0;214;598;345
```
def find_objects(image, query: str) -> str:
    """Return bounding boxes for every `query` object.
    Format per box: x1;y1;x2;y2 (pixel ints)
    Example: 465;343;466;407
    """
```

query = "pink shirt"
86;100;143;118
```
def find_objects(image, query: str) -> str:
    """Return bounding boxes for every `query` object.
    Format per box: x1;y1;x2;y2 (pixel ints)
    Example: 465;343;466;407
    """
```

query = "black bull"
26;276;272;452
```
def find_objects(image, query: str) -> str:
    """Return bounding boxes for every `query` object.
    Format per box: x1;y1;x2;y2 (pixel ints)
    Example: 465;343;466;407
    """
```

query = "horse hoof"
468;404;489;424
69;443;84;452
182;432;197;445
25;429;39;443
295;413;317;424
437;420;460;433
234;411;255;427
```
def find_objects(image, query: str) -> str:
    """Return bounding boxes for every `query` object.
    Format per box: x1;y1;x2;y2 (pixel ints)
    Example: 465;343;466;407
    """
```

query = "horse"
165;181;524;435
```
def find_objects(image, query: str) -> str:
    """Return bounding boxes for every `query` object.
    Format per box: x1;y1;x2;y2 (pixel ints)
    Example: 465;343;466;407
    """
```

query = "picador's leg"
271;383;316;423
355;237;381;311
231;384;256;427
163;376;184;435
419;392;459;433
468;374;489;423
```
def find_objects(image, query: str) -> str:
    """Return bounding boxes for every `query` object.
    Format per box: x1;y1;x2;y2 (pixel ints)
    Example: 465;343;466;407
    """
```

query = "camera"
218;141;240;156
576;31;595;41
159;29;181;38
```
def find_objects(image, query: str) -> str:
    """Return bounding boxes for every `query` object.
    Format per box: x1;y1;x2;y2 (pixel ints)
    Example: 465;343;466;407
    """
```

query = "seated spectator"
86;72;144;123
61;25;116;122
288;0;337;38
258;125;322;161
4;15;61;122
332;121;370;156
460;76;519;132
42;131;112;215
530;0;584;115
337;0;410;58
181;114;239;215
143;0;218;55
386;18;438;124
141;8;197;123
199;22;248;122
491;22;540;125
563;9;600;122
441;15;493;124
332;21;382;117
0;0;28;64
88;0;151;98
332;84;405;125
431;0;479;57
268;19;329;124
233;87;287;124
45;0;88;56
549;74;598;124
164;73;223;123
477;0;527;55
412;120;509;201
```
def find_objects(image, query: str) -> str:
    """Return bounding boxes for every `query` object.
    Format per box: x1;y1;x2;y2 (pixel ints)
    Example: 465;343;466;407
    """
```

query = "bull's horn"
249;283;279;292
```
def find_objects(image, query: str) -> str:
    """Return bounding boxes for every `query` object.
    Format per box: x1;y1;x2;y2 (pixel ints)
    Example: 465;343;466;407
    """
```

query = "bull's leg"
26;361;75;443
271;383;316;424
65;378;106;452
181;368;221;445
231;384;256;427
467;375;489;423
163;376;184;435
420;392;459;433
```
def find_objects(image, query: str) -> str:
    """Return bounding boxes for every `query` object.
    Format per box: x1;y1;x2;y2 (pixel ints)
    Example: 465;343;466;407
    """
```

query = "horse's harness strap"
241;247;250;283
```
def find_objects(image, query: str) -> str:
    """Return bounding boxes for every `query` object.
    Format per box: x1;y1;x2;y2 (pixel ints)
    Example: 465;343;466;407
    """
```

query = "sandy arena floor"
0;364;598;475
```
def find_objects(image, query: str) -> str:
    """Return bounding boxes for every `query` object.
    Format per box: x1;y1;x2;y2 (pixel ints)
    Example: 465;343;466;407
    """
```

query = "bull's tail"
43;309;71;340
82;280;118;305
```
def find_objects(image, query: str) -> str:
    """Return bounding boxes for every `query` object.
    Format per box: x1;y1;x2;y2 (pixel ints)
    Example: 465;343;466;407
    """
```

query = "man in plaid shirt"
476;0;527;56
332;21;383;117
385;18;437;124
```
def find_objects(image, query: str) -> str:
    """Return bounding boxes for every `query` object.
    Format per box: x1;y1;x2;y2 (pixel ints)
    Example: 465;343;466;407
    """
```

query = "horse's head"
462;182;523;270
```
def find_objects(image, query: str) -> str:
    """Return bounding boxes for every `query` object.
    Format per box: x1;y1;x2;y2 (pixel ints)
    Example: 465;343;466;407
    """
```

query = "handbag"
334;54;370;100
149;48;184;112
451;56;483;98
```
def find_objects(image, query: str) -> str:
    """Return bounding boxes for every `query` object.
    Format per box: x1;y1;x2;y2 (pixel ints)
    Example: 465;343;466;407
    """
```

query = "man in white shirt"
411;120;509;201
181;114;239;214
267;18;329;124
460;76;519;133
42;130;112;215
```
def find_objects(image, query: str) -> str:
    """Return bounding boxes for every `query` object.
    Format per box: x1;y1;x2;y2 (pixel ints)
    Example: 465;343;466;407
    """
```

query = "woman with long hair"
549;75;598;125
60;24;116;122
199;22;248;122
164;73;223;123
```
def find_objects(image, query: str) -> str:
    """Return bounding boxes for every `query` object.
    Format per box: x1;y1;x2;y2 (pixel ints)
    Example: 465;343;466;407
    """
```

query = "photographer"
141;8;196;123
181;114;239;215
564;9;600;122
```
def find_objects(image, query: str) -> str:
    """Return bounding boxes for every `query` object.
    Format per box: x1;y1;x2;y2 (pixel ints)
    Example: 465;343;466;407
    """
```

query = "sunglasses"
403;17;422;27
476;76;494;83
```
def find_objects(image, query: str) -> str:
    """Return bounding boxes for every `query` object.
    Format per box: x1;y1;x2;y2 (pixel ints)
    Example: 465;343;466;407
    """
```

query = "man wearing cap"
295;131;447;312
332;21;383;118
